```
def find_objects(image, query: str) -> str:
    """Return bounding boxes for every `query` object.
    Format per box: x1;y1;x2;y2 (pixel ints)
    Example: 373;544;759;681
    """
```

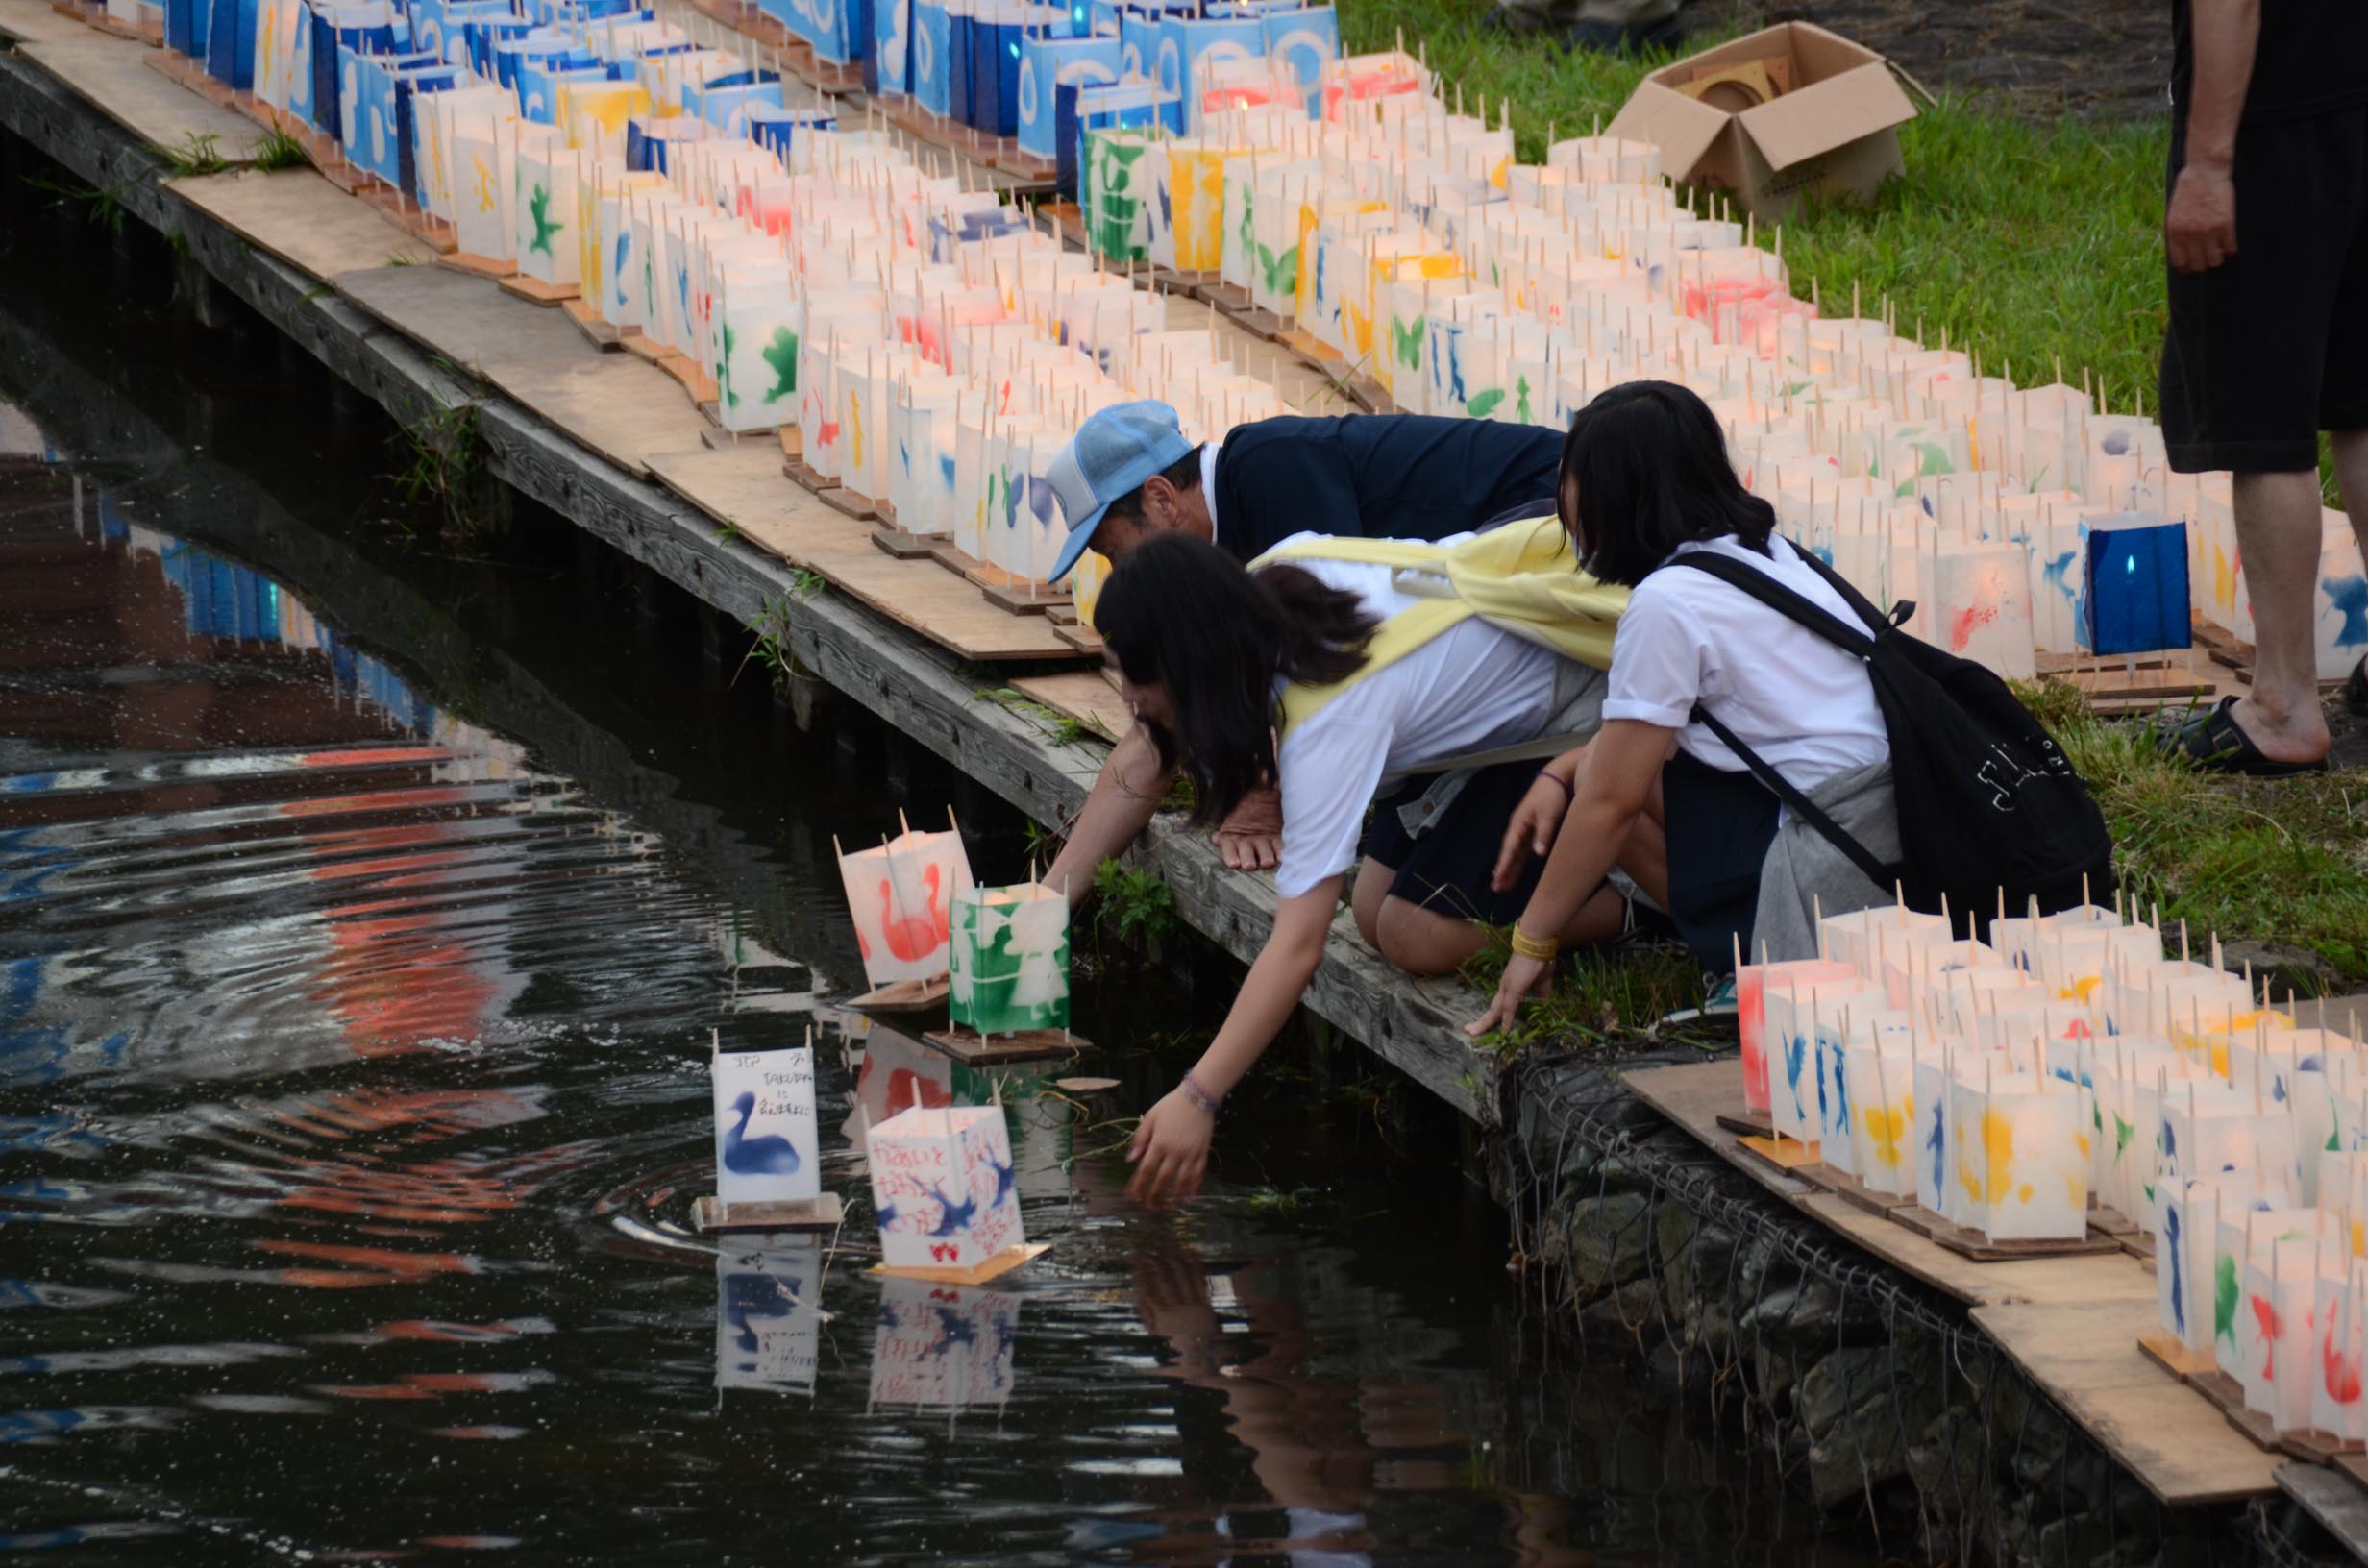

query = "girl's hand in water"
1467;950;1551;1038
1126;1089;1214;1205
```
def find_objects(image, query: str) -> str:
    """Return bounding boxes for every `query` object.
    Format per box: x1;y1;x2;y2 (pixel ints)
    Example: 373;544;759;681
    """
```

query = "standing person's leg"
2227;471;2334;760
2160;109;2358;769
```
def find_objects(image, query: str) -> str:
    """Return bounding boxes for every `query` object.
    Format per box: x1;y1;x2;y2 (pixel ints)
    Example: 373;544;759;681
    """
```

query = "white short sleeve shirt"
1601;534;1887;788
1268;535;1564;898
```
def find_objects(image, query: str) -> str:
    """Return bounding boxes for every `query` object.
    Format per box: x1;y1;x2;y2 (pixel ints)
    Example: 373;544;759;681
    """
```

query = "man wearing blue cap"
1042;403;1564;583
1042;403;1564;891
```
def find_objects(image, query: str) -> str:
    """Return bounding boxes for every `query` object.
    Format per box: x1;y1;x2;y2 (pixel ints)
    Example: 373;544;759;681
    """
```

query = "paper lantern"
2083;513;2191;657
869;1275;1018;1408
2313;1247;2368;1439
910;0;951;115
2156;1175;2251;1355
1950;1071;2085;1241
1763;973;1879;1143
714;278;801;433
2235;1220;2340;1428
513;127;579;285
167;0;210;64
1931;543;2036;679
716;1238;822;1394
866;1104;1026;1271
872;0;910;95
1016;37;1119;165
2318;518;2368;681
1844;1042;1917;1197
208;0;261;95
1735;958;1858;1118
837;827;974;991
712;1041;821;1207
1081;127;1154;262
1262;3;1336;115
448;125;515;261
949;882;1069;1036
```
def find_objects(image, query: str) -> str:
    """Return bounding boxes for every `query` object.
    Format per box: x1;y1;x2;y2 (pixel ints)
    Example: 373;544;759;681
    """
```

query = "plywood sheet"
0;0;104;43
1971;1301;2281;1507
171;168;434;274
335;263;710;478
1619;1059;1812;1203
1009;671;1128;743
18;37;259;153
643;443;1085;662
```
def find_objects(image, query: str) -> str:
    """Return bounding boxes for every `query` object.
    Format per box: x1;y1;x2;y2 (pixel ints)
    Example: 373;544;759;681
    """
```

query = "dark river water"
0;139;1876;1564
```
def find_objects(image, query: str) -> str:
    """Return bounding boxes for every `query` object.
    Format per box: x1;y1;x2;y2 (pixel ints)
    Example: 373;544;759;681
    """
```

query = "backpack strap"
1663;550;1883;656
1660;549;1900;890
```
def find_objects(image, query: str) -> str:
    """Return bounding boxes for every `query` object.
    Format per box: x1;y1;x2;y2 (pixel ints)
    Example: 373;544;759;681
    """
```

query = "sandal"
2158;696;2329;776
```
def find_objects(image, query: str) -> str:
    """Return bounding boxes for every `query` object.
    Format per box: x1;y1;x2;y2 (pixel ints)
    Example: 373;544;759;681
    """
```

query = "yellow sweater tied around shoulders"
1249;516;1631;740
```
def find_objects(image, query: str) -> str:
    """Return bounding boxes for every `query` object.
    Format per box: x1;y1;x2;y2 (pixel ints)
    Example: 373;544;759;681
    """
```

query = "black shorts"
2160;106;2368;473
1360;759;1551;925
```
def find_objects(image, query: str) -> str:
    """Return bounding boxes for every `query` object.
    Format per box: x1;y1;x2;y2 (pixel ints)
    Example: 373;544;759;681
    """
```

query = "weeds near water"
735;594;797;693
253;129;309;172
977;686;1093;747
23;172;133;236
1093;859;1179;949
389;385;489;539
156;132;232;179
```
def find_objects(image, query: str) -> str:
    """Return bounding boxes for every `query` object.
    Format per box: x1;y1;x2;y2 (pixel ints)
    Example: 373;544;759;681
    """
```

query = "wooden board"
1009;672;1127;744
336;263;712;479
691;1190;844;1233
1888;1203;2123;1262
642;443;1088;662
497;272;578;306
870;1240;1048;1286
2277;1427;2362;1465
817;485;877;522
1714;1108;1777;1138
922;1027;1084;1065
1051;620;1102;657
2278;1464;2368;1563
2189;1368;2282;1451
18;37;260;153
1970;1300;2282;1507
976;576;1067;617
849;976;948;1014
2136;1331;2216;1381
1797;1161;1914;1215
561;295;623;352
1617;1060;1814;1204
168;167;434;274
0;0;106;44
871;525;941;559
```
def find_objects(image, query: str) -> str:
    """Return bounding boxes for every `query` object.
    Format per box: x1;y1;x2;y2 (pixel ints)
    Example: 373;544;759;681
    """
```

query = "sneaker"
1657;973;1738;1028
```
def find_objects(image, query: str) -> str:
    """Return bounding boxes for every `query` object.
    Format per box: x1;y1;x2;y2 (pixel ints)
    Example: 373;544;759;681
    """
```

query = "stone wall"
1484;1048;2337;1567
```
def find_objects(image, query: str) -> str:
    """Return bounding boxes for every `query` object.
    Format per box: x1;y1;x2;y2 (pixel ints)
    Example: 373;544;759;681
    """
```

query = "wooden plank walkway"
1623;1058;2283;1508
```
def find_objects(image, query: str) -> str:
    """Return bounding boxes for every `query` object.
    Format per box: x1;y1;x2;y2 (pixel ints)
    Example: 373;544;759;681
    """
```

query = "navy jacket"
1210;415;1563;564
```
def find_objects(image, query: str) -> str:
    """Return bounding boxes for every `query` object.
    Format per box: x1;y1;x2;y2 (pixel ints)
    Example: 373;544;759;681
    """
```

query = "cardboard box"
1606;22;1916;221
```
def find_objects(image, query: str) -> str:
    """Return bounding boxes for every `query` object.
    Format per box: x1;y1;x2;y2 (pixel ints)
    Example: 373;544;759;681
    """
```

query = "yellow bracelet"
1508;924;1560;964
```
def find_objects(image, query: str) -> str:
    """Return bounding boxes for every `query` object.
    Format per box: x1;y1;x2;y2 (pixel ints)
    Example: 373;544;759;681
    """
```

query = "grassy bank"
1338;1;2171;416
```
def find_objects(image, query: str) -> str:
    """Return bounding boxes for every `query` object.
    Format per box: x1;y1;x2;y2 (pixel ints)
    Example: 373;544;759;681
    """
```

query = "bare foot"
2225;692;2331;766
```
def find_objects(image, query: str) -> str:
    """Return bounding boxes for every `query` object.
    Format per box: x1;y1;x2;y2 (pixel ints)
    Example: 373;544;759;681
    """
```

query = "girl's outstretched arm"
1047;723;1174;911
1127;875;1342;1204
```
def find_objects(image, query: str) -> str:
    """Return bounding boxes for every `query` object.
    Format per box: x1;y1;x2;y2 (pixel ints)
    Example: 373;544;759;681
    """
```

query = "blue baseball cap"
1044;400;1196;583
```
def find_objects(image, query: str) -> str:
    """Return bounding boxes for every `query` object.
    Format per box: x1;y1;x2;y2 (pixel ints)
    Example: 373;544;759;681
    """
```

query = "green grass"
2017;680;2368;985
1461;933;1709;1048
157;132;233;179
253;128;310;172
1338;1;2171;416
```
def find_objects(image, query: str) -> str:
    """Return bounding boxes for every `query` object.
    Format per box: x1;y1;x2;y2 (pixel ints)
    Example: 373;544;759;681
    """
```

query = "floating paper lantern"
712;1041;821;1208
949;882;1069;1037
716;1238;822;1395
837;826;974;992
866;1104;1026;1271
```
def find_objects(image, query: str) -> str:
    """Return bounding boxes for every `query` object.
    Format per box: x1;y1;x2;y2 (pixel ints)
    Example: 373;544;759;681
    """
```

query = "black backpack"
1667;546;2115;932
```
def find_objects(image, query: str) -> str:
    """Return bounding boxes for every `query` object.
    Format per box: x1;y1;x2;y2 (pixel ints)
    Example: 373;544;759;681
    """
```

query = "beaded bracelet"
1508;924;1560;964
1179;1068;1223;1115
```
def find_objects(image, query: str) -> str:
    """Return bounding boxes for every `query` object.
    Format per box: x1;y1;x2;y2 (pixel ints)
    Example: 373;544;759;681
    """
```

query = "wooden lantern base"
849;976;949;1014
692;1191;845;1234
922;1026;1084;1065
870;1241;1048;1286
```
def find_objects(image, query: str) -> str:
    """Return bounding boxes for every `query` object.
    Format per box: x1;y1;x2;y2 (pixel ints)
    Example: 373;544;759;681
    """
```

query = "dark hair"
1096;533;1376;823
1099;445;1205;527
1559;380;1776;587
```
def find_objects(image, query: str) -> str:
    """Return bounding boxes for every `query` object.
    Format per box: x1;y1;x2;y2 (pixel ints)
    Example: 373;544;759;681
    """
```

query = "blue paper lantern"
2083;515;2192;657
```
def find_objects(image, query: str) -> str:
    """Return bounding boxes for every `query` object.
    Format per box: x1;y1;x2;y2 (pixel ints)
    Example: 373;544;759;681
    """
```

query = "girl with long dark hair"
1071;527;1656;1202
1468;380;1898;1036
